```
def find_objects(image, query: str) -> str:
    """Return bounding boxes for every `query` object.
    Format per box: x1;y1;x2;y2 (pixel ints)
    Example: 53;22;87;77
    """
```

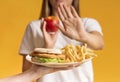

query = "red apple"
45;16;59;32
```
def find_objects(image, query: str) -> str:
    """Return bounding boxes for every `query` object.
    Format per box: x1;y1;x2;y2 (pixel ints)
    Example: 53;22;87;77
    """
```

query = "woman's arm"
81;31;104;50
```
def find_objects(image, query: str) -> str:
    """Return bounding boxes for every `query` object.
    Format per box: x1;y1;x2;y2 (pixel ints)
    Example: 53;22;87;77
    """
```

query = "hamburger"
30;48;65;63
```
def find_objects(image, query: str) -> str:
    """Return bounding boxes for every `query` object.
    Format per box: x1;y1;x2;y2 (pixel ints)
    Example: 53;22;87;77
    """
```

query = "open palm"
57;3;87;41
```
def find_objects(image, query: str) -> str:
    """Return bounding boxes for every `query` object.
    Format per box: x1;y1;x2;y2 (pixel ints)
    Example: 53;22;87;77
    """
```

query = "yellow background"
0;0;120;82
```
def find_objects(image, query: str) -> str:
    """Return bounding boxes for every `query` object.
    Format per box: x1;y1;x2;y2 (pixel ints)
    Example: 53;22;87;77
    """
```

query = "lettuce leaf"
35;56;64;63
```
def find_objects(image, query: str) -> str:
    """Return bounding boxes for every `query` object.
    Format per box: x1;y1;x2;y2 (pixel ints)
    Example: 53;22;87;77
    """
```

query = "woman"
19;0;104;82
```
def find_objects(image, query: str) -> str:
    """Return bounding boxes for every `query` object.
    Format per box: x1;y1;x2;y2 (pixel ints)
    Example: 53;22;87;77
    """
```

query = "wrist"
19;68;42;82
77;31;89;43
27;66;45;80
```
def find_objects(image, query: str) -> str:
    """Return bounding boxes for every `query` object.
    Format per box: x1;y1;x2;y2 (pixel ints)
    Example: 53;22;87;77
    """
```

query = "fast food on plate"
29;44;97;64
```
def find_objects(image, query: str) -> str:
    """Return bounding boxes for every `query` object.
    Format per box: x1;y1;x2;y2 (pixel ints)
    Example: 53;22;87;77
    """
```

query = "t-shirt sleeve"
19;23;34;55
85;18;103;35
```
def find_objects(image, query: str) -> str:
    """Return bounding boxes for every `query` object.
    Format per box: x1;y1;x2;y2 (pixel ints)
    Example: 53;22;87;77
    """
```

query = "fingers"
41;18;47;35
58;3;71;21
71;6;79;18
42;21;47;34
41;18;45;31
58;7;65;21
53;64;80;71
63;4;73;18
58;3;78;21
59;3;68;19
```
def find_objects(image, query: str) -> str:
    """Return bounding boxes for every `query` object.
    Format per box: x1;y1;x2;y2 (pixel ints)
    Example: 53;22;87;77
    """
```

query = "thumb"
56;24;65;33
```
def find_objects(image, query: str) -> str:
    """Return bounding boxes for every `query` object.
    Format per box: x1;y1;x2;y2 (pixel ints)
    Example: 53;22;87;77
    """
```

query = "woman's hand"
57;3;87;42
41;18;59;48
57;3;104;50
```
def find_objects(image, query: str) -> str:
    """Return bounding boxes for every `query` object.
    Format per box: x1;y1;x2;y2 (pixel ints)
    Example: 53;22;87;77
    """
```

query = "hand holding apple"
41;17;59;48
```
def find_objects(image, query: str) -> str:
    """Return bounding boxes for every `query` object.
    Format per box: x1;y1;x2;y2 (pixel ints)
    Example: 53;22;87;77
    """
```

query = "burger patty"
30;53;65;59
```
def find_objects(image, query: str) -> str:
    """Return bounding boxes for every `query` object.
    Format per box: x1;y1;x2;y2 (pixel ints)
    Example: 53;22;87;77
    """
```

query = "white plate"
26;55;92;68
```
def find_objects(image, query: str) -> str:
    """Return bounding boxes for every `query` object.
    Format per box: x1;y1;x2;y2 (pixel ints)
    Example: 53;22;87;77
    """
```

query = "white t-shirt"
19;18;103;82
